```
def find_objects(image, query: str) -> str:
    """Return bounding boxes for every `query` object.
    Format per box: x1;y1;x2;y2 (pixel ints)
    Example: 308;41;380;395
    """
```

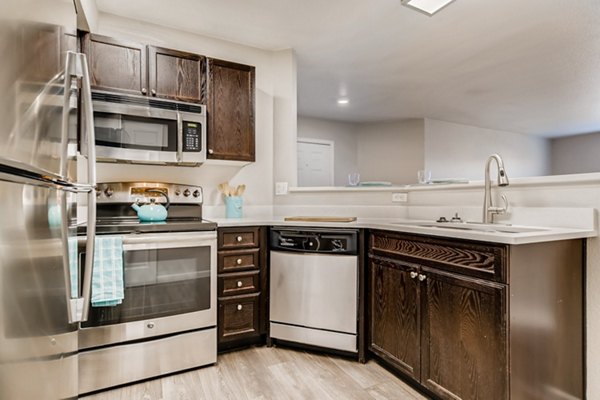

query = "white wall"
297;116;358;186
93;13;296;211
551;131;600;175
424;119;551;180
356;119;424;184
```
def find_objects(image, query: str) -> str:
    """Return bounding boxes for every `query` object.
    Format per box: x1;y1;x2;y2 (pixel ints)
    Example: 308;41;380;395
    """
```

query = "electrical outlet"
392;192;408;203
275;182;288;195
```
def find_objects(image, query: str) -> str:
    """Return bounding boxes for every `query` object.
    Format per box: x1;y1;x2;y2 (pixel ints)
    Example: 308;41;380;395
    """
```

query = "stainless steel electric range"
77;182;217;395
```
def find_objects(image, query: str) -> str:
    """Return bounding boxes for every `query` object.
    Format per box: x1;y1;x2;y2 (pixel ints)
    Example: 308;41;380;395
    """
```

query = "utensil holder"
225;196;243;218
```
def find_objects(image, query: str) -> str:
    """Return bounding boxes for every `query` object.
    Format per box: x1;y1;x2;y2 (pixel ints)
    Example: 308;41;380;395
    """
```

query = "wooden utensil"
235;184;246;196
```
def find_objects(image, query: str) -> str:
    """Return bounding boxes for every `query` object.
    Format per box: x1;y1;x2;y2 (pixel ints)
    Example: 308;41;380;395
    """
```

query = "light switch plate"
392;192;408;203
275;182;288;195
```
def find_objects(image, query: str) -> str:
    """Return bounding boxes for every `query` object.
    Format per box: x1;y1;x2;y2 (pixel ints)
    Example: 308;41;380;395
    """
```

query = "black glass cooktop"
78;218;217;235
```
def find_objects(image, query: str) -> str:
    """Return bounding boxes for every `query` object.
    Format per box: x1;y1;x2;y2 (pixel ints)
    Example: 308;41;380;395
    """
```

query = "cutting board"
284;216;357;223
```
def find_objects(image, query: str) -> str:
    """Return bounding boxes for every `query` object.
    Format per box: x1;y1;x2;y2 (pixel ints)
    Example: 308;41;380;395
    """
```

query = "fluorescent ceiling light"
337;98;349;105
401;0;456;16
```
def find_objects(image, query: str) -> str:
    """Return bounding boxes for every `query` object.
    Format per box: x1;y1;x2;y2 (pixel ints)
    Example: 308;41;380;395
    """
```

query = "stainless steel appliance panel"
0;0;79;182
0;177;78;399
79;231;217;349
270;251;358;334
89;92;207;166
78;328;216;395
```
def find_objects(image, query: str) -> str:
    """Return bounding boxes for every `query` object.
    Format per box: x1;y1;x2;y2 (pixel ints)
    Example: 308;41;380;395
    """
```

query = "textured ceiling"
96;0;600;137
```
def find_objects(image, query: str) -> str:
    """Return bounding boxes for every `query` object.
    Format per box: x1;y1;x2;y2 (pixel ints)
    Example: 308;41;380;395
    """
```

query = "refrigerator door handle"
59;189;79;324
59;51;78;180
78;52;97;322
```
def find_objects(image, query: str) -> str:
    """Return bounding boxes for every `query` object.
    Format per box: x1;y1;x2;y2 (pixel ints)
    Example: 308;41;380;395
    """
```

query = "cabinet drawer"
218;293;260;342
218;249;260;273
218;270;260;296
218;227;260;249
370;231;507;283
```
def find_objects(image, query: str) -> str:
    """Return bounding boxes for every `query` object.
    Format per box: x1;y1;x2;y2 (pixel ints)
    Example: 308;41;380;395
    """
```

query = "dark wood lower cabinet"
218;293;260;343
368;230;583;400
217;226;267;351
370;258;421;381
420;268;507;400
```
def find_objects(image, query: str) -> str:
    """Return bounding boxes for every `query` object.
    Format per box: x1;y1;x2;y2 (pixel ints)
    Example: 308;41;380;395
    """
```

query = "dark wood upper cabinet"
82;33;147;96
206;59;255;162
147;46;205;103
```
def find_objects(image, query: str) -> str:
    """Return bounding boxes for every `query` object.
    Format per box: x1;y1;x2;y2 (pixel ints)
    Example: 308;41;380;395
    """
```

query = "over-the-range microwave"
81;91;206;166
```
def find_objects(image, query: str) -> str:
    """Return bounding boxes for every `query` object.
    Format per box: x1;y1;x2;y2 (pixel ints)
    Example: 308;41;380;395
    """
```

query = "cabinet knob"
418;274;427;282
151;89;156;96
141;88;147;95
208;149;214;155
147;322;155;329
236;236;243;242
236;258;243;265
237;281;243;288
237;304;243;311
410;271;418;279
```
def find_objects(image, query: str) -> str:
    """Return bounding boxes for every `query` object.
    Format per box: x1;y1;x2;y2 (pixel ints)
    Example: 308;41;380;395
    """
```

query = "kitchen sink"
392;221;548;234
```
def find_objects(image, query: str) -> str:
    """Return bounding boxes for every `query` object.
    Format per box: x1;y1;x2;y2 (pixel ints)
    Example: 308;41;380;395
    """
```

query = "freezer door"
0;0;79;182
0;176;79;400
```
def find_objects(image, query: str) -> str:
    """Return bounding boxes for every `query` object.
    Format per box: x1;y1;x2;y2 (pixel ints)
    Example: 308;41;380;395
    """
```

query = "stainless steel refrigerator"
0;0;96;398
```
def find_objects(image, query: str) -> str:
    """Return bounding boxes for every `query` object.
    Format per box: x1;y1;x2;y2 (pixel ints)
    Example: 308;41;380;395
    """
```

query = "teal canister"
225;196;243;218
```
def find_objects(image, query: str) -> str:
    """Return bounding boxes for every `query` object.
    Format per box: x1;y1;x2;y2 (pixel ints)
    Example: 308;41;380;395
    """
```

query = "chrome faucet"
483;154;509;223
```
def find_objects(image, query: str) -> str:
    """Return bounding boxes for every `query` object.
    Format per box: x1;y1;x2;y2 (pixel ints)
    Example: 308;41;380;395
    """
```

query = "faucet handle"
500;194;509;213
488;195;509;215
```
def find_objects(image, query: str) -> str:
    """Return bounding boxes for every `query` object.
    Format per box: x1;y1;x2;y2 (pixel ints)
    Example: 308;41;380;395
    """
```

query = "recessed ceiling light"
337;99;349;105
401;0;456;16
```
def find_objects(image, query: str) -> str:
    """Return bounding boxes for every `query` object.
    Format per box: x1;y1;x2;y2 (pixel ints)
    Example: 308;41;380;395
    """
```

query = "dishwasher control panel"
270;228;358;255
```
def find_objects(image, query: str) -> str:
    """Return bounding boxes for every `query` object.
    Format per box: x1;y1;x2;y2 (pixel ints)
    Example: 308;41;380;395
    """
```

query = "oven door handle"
122;233;216;252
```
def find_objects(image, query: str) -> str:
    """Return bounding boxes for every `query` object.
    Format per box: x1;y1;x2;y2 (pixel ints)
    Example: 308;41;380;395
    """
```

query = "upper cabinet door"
148;46;205;103
207;59;255;162
82;33;147;96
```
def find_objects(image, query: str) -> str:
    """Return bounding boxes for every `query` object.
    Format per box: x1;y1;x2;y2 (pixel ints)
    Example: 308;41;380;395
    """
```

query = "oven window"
94;112;177;151
81;245;211;327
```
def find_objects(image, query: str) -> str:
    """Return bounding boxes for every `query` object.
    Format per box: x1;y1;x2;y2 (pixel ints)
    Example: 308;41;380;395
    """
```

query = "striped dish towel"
91;236;124;307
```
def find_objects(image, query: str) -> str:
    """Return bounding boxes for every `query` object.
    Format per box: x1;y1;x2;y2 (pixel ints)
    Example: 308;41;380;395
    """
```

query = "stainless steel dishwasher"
269;228;358;353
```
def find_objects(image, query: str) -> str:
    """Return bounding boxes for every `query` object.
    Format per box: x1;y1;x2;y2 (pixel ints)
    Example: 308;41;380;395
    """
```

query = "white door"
297;139;334;186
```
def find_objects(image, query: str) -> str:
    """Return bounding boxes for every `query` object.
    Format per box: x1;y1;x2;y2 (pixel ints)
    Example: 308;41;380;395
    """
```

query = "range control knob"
104;187;114;197
175;189;181;196
183;189;191;197
193;190;200;198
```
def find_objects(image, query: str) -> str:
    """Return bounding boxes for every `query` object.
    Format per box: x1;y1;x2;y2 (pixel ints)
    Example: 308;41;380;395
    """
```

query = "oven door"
78;231;216;350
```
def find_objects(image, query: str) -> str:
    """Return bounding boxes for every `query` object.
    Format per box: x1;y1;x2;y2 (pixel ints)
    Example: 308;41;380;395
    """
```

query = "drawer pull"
236;258;243;265
410;271;418;279
418;274;427;282
236;236;243;242
237;281;243;288
237;304;243;311
147;322;155;329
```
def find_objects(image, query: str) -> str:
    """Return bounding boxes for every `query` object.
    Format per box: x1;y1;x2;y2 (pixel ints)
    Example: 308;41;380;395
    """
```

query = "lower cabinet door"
369;257;421;381
420;268;508;400
218;293;260;343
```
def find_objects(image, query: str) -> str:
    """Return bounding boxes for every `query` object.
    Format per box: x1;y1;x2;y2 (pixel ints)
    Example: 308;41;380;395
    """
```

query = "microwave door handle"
78;51;97;323
177;112;183;163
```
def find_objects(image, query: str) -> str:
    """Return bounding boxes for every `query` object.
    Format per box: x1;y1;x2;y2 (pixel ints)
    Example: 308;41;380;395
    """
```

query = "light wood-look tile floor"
81;346;428;400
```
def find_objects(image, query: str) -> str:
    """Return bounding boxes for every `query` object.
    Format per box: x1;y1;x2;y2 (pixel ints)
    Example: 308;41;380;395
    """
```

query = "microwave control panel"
183;121;201;152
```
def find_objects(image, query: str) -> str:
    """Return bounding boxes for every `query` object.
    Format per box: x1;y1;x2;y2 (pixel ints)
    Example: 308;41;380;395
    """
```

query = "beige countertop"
207;216;597;245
